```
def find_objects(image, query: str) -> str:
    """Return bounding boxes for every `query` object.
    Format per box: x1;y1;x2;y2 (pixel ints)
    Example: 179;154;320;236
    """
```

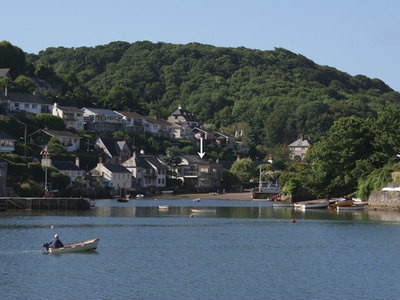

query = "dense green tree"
162;147;183;178
304;116;375;197
0;41;26;77
230;157;255;183
34;114;66;130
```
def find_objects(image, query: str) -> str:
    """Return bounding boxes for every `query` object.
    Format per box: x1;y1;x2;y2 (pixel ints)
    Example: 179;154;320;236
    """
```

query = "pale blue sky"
4;0;400;91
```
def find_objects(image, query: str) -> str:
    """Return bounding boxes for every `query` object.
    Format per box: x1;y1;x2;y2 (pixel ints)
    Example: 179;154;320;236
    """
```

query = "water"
1;199;400;299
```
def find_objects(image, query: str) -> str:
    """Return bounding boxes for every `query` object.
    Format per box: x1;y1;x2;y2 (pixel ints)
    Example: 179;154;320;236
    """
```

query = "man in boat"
48;234;64;249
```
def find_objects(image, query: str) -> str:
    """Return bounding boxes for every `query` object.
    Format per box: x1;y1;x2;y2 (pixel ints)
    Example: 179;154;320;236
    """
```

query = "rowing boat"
43;237;99;253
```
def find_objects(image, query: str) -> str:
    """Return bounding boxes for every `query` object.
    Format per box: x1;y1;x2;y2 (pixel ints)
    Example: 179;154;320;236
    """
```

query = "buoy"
51;225;54;229
291;219;296;223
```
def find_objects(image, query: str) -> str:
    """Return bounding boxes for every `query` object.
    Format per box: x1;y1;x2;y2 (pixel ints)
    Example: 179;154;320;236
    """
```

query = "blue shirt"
49;237;64;248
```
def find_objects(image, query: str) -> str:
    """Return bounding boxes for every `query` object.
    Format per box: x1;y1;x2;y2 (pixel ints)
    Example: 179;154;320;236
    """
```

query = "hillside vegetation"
2;40;400;199
21;41;400;146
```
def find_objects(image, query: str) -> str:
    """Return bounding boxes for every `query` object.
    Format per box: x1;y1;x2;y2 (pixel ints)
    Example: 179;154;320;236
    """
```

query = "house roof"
115;111;144;119
145;117;171;126
170;106;198;122
52;161;82;171
54;104;83;113
0;131;16;141
215;131;235;139
82;107;120;117
102;163;131;173
7;92;52;105
288;137;311;147
0;68;10;77
98;137;131;157
41;129;81;139
181;155;219;166
141;155;166;169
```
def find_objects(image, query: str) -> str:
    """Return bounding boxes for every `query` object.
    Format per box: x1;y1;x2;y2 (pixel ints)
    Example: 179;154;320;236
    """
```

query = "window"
24;104;29;109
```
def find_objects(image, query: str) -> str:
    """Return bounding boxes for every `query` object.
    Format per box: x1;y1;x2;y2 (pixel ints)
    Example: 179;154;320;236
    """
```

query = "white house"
144;117;171;138
52;103;84;131
122;151;167;190
50;157;85;184
91;158;132;191
41;129;82;152
82;107;124;133
0;131;16;153
6;92;52;114
288;136;312;160
168;105;199;128
114;111;145;135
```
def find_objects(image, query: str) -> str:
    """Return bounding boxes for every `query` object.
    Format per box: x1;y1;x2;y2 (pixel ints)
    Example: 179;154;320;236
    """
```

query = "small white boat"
193;198;201;202
158;205;169;210
136;194;144;198
298;200;329;209
191;208;216;213
161;190;174;194
273;202;294;208
337;205;364;211
43;237;99;253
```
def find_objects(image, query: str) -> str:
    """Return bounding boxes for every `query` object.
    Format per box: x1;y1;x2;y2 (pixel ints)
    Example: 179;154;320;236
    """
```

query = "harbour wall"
368;191;400;208
0;197;91;210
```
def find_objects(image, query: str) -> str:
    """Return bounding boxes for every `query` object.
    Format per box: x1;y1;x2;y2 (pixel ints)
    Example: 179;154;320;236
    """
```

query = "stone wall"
368;191;400;208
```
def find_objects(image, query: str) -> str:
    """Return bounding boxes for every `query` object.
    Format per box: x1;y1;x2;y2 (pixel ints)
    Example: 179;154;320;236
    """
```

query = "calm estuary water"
1;198;400;299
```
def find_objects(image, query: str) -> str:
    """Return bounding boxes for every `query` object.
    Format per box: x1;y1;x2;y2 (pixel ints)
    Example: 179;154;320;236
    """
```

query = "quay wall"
0;197;91;210
368;191;400;208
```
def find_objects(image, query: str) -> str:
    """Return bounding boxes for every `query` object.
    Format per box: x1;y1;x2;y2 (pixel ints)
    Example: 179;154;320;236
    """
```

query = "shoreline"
158;192;254;201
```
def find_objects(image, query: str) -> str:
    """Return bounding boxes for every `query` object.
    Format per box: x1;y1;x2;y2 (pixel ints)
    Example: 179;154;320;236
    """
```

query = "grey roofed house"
0;68;10;77
101;163;132;174
51;160;83;172
95;137;132;164
6;92;52;105
168;105;199;127
288;136;312;160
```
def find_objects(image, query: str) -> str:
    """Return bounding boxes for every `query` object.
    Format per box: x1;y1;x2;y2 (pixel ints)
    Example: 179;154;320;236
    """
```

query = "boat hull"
46;238;99;253
298;200;329;209
337;205;364;211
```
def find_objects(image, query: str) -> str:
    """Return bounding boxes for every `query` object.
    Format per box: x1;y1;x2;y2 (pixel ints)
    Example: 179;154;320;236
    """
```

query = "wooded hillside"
20;41;400;146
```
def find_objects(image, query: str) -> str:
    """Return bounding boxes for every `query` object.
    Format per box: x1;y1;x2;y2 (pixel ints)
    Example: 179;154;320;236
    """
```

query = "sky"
3;0;400;91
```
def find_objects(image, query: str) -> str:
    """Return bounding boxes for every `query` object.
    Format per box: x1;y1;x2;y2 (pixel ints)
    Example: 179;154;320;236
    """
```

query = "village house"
5;92;52;115
288;136;312;160
122;151;167;190
176;155;223;193
0;131;16;153
144;117;171;138
169;122;193;139
90;158;132;192
95;137;132;164
168;105;199;128
39;129;82;152
114;111;145;135
52;103;84;131
82;107;124;133
215;131;236;148
48;157;85;184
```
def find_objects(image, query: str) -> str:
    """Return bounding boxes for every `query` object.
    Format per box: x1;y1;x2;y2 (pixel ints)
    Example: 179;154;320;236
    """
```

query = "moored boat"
298;200;329;209
329;198;353;208
273;202;294;208
337;205;364;211
43;237;99;253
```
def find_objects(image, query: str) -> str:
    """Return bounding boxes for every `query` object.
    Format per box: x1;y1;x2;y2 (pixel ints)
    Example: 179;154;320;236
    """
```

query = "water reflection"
1;198;400;222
